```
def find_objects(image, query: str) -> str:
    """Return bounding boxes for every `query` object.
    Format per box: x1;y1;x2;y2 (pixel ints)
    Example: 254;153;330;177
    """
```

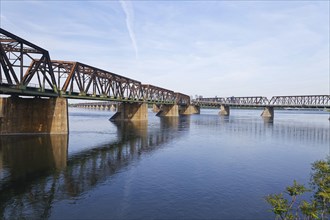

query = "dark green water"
0;108;329;219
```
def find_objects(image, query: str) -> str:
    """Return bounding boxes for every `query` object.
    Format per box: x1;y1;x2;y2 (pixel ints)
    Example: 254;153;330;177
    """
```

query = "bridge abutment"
156;104;179;117
219;105;230;116
261;106;274;118
0;97;68;134
110;103;148;121
179;105;200;115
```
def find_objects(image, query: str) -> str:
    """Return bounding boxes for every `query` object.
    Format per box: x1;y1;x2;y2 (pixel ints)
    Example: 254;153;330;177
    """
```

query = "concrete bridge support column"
152;104;161;113
110;103;148;121
179;105;200;115
110;104;116;112
156;104;179;117
0;97;68;134
219;105;230;116
261;106;274;118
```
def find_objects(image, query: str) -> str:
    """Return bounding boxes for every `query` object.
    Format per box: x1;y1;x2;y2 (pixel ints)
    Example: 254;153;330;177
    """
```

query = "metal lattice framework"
0;28;190;105
175;93;191;105
0;28;57;94
141;84;176;103
48;60;144;100
193;96;269;107
269;95;330;108
224;96;269;106
193;95;330;108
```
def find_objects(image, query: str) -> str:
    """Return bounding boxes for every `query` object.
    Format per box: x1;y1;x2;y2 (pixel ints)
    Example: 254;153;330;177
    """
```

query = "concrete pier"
152;104;161;113
180;105;200;115
110;103;148;121
219;105;230;116
156;104;179;117
0;97;68;134
261;106;274;118
110;104;116;112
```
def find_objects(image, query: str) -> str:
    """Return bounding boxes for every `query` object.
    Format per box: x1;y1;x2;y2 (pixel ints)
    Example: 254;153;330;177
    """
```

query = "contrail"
120;0;138;59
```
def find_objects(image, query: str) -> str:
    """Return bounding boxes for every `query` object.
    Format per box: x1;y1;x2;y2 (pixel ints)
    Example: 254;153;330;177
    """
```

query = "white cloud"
120;0;138;59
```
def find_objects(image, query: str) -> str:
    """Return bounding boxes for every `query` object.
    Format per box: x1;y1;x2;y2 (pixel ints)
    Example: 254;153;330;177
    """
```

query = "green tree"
265;158;330;220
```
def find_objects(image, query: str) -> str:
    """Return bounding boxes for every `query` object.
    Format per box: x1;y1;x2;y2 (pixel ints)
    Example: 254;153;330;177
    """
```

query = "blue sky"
1;0;329;98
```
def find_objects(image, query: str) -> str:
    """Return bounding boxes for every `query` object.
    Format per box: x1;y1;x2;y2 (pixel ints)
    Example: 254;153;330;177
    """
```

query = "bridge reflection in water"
0;117;187;219
0;113;328;219
193;114;329;146
0;134;68;218
0;135;68;182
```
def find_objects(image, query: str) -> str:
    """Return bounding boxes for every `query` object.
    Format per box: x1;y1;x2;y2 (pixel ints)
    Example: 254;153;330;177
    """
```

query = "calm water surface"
0;108;329;219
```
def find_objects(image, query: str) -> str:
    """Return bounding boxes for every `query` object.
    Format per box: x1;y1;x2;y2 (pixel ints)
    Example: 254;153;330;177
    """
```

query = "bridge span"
0;29;198;134
193;95;330;117
73;95;329;119
0;28;328;134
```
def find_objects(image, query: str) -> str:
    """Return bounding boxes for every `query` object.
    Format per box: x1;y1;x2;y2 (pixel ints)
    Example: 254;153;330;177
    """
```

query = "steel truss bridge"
0;28;190;105
1;28;329;109
193;95;330;109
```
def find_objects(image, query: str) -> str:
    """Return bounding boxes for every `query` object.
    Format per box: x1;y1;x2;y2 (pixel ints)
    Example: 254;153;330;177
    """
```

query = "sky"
0;0;329;98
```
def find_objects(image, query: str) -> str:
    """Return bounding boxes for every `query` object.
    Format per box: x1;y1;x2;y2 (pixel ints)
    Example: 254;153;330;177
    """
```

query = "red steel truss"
0;28;190;105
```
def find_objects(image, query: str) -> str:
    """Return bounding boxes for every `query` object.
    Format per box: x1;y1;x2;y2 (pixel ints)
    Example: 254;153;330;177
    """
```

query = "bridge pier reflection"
0;134;68;219
0;135;68;182
113;120;148;142
0;116;191;219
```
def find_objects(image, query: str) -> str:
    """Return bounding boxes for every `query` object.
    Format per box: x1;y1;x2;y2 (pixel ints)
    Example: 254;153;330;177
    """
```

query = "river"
0;108;329;219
